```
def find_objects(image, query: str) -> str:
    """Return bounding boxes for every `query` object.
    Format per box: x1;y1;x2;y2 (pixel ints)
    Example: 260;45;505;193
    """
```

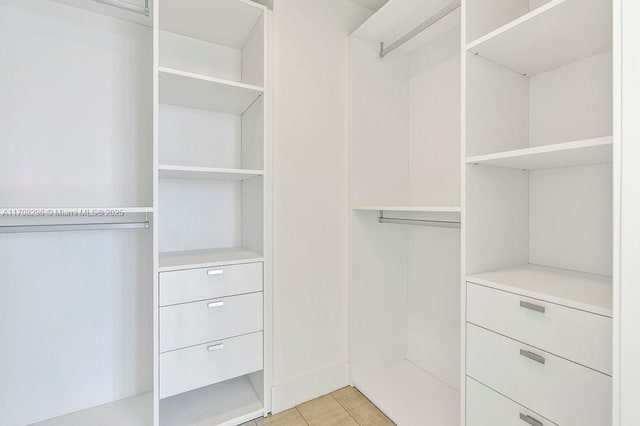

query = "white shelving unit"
467;0;612;76
155;0;272;425
466;136;613;170
463;0;614;423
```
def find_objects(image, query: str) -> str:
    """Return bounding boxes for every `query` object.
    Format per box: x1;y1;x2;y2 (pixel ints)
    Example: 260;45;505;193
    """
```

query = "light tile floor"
242;387;395;426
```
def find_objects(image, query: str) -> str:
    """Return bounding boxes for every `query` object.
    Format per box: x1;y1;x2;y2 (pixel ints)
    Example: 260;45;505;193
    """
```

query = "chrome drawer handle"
520;349;546;365
207;343;224;352
520;301;546;314
520;413;543;426
207;269;224;276
207;301;225;308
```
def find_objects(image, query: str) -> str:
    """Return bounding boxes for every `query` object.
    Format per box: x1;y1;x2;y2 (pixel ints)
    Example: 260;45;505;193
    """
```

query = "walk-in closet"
1;0;637;425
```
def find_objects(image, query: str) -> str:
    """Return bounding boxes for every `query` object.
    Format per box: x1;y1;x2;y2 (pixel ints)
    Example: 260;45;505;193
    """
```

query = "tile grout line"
294;407;310;426
328;393;362;425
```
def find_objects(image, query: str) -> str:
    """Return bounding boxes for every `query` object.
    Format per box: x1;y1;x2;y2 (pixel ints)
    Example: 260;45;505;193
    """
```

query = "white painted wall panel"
271;0;372;410
529;164;612;276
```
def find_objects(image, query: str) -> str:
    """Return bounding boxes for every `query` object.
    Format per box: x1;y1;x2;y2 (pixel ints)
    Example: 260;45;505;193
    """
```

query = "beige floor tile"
256;408;308;426
239;422;257;426
331;387;395;426
296;394;358;426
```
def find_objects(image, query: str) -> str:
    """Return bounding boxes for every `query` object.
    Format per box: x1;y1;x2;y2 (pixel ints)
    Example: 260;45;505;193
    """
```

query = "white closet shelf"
160;0;265;49
354;360;460;426
34;392;151;426
466;0;612;76
351;0;461;56
0;207;153;214
160;376;263;426
466;137;613;170
159;165;264;181
159;67;264;114
467;264;612;317
52;0;151;26
353;206;461;213
159;247;263;272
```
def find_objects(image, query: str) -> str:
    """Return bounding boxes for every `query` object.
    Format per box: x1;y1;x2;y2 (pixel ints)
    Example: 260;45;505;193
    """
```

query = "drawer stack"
159;262;264;399
465;280;612;426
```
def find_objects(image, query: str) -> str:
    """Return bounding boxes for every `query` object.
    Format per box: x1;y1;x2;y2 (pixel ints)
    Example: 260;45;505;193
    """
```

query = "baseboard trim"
270;362;350;413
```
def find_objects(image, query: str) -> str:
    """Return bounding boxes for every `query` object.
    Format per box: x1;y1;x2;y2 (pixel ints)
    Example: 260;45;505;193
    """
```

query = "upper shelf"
466;0;612;76
159;67;264;114
353;206;461;213
159;165;264;181
52;0;151;26
467;264;612;317
160;0;265;48
466;137;613;170
352;0;460;55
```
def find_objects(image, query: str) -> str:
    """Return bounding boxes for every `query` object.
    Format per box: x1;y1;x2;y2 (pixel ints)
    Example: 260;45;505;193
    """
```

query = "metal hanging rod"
378;212;460;229
0;219;150;234
379;0;461;58
92;0;149;16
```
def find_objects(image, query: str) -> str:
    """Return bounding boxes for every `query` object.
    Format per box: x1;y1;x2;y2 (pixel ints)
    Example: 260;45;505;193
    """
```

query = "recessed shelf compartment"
159;67;264;114
467;264;612;316
159;165;263;181
466;0;612;76
466;136;613;170
159;247;263;272
52;0;151;26
159;376;263;426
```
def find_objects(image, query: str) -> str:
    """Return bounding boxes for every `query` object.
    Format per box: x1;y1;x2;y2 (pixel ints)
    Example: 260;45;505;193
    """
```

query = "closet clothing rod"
379;0;461;58
92;0;149;16
0;221;150;234
379;215;461;229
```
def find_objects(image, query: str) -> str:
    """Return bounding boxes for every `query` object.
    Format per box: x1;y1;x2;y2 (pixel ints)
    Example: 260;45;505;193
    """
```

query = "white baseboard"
270;362;350;413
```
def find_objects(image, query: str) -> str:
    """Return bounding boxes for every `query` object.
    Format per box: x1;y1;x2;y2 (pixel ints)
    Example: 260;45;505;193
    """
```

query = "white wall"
270;0;372;412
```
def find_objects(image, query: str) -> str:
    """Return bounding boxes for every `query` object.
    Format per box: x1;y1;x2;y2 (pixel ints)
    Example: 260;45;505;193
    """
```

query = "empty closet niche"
350;1;461;424
0;1;154;425
0;0;153;209
158;175;264;266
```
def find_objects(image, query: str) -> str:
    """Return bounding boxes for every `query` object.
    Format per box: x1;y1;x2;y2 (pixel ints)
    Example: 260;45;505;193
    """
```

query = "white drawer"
467;324;611;426
160;331;263;399
160;262;262;306
160;292;263;353
467;377;558;426
467;282;612;375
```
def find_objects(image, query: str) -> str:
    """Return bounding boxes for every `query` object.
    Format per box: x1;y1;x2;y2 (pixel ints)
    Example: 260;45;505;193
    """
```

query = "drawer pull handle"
520;349;546;365
520;413;543;426
207;301;225;308
520;301;546;313
207;344;224;352
207;269;224;276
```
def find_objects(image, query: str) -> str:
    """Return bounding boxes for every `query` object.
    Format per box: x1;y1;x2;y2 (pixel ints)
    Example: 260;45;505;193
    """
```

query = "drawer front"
467;324;611;426
160;331;263;399
467;282;612;375
160;262;263;306
160;292;263;353
467;377;558;426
